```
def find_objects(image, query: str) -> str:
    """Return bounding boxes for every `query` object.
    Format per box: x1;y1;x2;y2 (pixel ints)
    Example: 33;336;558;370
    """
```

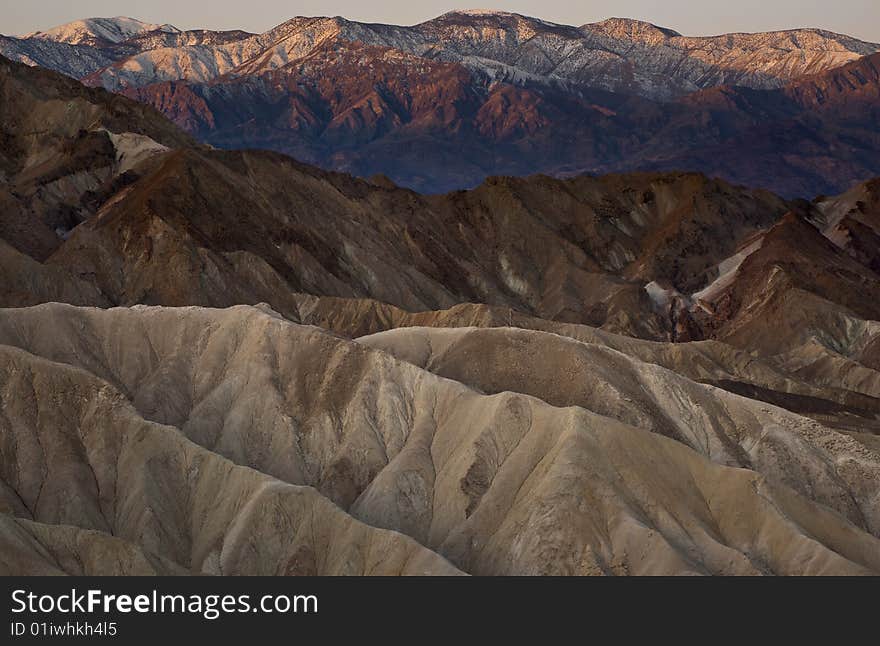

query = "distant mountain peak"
433;9;562;27
23;17;180;45
583;17;682;40
444;9;520;17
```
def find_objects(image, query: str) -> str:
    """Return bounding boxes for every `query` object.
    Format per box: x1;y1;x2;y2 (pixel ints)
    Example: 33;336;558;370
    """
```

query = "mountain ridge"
3;12;879;194
6;12;876;97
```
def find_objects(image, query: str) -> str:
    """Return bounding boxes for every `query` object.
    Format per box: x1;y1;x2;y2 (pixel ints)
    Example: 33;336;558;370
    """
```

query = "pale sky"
4;0;879;42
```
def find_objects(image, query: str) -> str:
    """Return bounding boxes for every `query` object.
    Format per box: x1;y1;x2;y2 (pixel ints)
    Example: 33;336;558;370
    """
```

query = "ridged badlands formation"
0;28;879;575
2;304;879;575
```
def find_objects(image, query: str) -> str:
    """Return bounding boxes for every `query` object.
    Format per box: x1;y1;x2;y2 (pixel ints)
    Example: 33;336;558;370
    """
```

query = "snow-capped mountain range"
4;11;878;99
2;11;879;195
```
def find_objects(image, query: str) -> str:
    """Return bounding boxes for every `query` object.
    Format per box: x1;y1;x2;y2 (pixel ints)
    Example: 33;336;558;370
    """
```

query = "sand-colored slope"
0;341;461;575
1;303;878;575
358;325;880;536
0;515;187;576
288;294;880;430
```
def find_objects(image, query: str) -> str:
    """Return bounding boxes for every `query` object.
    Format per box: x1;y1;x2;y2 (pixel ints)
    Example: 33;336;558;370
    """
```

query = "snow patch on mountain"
692;237;765;304
99;128;169;173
